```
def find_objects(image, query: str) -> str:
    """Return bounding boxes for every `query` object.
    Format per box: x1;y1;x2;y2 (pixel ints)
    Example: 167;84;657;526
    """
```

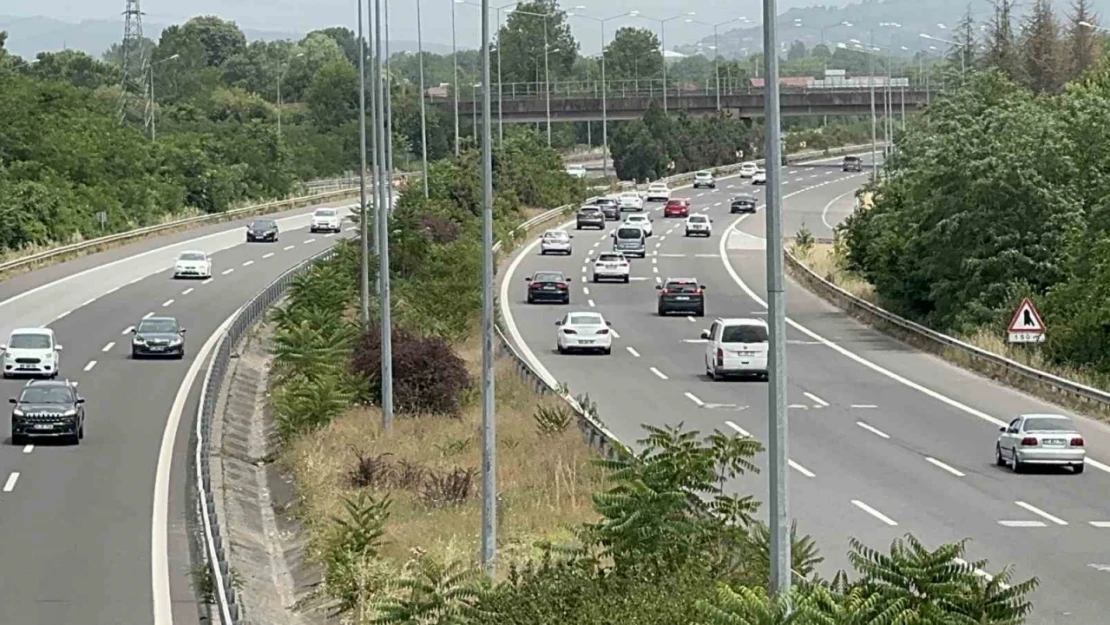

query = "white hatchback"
310;208;342;232
540;229;573;255
752;169;767;185
702;318;768;380
556;311;613;354
618;191;644;211
739;162;758;178
623;213;653;237
684;214;712;237
2;328;62;379
592;252;631;283
174;250;212;279
645;183;671;202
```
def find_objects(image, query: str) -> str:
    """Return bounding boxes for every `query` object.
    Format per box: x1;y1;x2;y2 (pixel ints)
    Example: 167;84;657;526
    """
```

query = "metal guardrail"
0;188;362;277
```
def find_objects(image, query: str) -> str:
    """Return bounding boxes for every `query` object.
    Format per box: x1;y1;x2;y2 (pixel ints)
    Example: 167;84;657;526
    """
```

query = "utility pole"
479;0;497;577
762;0;791;599
374;0;394;430
368;7;380;261
118;0;148;125
417;0;431;197
385;0;396;210
452;0;461;155
358;0;370;327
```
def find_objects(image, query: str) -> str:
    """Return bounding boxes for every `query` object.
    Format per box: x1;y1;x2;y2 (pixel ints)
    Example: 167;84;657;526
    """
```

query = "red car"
664;198;690;218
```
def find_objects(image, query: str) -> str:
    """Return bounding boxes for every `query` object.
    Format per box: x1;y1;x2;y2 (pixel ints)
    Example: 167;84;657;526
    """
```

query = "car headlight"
4;353;13;362
42;352;54;362
170;337;183;345
62;409;77;418
12;409;23;417
133;337;145;344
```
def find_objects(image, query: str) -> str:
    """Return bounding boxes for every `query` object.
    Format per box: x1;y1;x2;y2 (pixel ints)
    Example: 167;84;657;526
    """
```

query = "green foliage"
793;224;815;259
604;27;663;81
495;0;578;84
321;491;394;617
372;555;487;625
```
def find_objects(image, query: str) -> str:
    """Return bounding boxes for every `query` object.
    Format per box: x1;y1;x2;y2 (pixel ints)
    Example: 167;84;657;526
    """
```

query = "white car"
684;214;713;237
565;164;587;178
310;208;342;233
752;169;767;185
539;229;573;255
618;191;644;211
2;328;62;379
645;182;671;202
996;413;1086;474
555;311;613;354
693;171;716;188
739;162;758;178
173;251;213;279
623;213;653;237
592;252;631;283
702;318;769;381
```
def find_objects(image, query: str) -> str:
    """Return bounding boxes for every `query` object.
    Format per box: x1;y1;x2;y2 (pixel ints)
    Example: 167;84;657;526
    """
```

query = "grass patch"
790;241;876;304
285;350;604;575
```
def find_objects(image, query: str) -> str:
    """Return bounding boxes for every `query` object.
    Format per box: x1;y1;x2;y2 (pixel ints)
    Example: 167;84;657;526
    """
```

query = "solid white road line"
803;391;829;407
242;260;254;267
820;188;857;230
726;421;751;437
153;310;239;624
181;288;194;295
925;457;966;477
102;342;115;352
22;445;32;454
105;286;121;295
856;421;891;439
788;404;809;410
626;346;641;358
283;245;295;251
54;310;72;320
3;472;19;492
262;252;275;259
1015;501;1068;526
851;404;877;409
162;299;174;307
588;299;596;308
684;392;705;406
789;460;816;478
221;268;234;275
650;367;669;380
83;360;97;372
999;520;1048;528
81;297;97;307
851;500;898;526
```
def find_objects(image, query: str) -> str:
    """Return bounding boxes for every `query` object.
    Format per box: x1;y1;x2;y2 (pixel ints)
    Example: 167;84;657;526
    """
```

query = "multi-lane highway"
501;157;1110;624
0;198;355;625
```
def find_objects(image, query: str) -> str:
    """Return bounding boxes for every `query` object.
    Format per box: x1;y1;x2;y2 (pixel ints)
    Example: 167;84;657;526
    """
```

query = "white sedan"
623;213;653;237
618;191;644;211
684;214;713;237
752;169;767;185
592;252;631;283
173;251;213;279
739;162;758;178
555;311;613;354
645;183;671;202
539;229;573;255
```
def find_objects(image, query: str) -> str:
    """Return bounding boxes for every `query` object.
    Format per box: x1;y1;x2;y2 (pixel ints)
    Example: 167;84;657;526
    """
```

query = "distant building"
750;70;909;89
425;83;449;99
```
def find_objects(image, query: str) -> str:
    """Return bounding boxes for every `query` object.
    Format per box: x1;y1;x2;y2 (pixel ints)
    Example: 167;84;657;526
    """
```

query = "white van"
612;226;646;258
2;327;62;378
701;318;768;381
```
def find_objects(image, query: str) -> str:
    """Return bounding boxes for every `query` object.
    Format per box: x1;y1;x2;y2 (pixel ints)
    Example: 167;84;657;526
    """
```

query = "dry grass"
951;328;1110;392
285;352;604;573
791;242;876;304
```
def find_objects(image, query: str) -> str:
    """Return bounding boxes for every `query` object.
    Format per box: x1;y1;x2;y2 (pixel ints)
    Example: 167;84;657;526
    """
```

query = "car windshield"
696;172;711;177
722;324;769;343
1023;417;1074;432
139;319;179;334
568;313;603;325
544;231;569;239
532;272;564;282
179;252;205;261
734;197;754;203
616;228;642;239
665;281;699;293
315;210;336;217
844;157;860;162
251;220;275;228
597;254;624;262
689;216;708;223
8;334;51;349
19;387;73;404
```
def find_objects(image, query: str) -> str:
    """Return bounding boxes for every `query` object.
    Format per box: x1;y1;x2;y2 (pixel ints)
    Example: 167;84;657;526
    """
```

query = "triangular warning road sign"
1008;298;1045;333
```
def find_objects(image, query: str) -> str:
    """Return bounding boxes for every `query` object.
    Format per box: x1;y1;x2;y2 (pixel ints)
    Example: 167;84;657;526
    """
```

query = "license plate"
33;424;53;430
543;285;555;290
675;296;690;300
580;340;594;345
1044;438;1065;446
150;346;166;352
18;366;37;370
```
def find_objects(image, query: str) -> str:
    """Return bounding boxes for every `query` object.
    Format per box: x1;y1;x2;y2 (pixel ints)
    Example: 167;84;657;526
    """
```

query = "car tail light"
1071;437;1084;447
661;289;669;295
596;329;610;335
530;282;542;289
619;262;628;267
556;282;568;290
716;347;724;366
1020;437;1038;446
562;329;577;335
693;289;702;295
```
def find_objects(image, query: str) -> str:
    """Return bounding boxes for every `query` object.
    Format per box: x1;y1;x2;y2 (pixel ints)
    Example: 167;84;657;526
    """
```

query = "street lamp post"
841;41;878;183
690;18;748;111
637;12;696;113
277;52;306;141
417;0;430;196
357;0;370;326
147;53;179;141
920;32;964;77
452;0;462;155
514;8;555;146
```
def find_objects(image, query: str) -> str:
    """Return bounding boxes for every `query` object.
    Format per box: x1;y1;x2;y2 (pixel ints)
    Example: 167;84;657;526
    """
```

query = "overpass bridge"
438;86;932;124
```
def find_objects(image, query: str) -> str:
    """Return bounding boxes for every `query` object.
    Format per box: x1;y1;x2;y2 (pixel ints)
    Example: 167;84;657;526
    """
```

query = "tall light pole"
147;53;179;141
385;0;397;209
416;0;430;196
761;0;790;598
374;0;394;431
451;0;461;155
841;41;878;183
463;1;520;147
569;10;641;180
878;23;901;155
277;52;306;141
357;0;370;326
637;12;696;113
515;8;554;146
690;17;748;111
479;0;497;578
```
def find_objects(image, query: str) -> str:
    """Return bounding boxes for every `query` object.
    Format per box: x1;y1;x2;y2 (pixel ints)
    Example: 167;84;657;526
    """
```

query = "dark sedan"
656;278;706;316
10;380;85;445
131;317;187;359
246;218;279;242
526;271;571;304
576;206;606;230
730;195;757;213
842;156;863;172
594;197;621;220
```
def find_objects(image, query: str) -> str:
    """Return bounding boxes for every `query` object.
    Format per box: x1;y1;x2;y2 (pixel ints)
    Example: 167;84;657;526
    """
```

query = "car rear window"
844;156;860;162
544;231;569;239
1023;417;1073;432
579;207;601;213
722;324;769;343
689;216;708;223
533;272;565;282
569;313;603;325
696;171;711;176
616;228;643;239
597;253;624;262
665;281;699;293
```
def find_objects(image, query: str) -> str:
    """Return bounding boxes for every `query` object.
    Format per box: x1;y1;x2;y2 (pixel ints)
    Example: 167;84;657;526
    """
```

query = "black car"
131;317;187;359
730;194;757;214
593;197;621;220
576;206;605;230
246;218;279;242
656;278;706;316
842;156;863;172
525;271;571;304
10;379;85;445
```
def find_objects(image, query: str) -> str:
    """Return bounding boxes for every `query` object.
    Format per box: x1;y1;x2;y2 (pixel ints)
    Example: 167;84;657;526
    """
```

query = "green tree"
178;15;248;67
495;0;578;84
306;59;359;130
1066;0;1101;79
604;27;663;82
30;50;118;90
1021;0;1063;93
984;0;1024;80
313;26;361;67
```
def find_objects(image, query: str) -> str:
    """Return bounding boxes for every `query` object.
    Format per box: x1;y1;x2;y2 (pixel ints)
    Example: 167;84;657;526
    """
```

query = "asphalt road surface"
501;156;1110;625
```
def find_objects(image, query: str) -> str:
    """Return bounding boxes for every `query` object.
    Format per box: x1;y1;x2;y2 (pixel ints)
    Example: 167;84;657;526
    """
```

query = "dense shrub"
350;326;472;416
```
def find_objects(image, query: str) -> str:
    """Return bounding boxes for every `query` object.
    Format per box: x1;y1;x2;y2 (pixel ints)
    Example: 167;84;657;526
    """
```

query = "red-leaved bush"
351;326;472;416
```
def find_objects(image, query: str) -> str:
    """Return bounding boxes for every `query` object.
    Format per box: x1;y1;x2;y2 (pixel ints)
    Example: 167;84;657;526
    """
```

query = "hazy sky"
2;0;858;51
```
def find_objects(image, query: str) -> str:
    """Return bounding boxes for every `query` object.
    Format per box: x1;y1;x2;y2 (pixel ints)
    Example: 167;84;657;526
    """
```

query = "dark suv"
730;194;757;213
576;206;605;230
594;197;620;220
656;278;706;316
10;379;86;445
246;218;279;242
842;156;862;172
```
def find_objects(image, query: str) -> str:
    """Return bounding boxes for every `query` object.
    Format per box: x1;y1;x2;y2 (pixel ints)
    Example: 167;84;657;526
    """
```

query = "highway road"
0;198;356;625
501;157;1110;624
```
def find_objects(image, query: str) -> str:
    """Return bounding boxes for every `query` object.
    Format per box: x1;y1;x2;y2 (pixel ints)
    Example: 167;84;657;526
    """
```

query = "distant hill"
0;15;453;60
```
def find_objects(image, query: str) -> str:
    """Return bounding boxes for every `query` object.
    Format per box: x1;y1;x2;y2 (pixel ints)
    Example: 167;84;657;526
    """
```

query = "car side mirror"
525;277;532;282
700;285;707;290
8;398;15;404
131;328;137;334
0;344;6;350
76;397;85;404
55;345;63;351
701;330;710;340
555;321;562;326
999;426;1006;432
565;277;572;282
606;321;612;326
655;285;663;290
180;329;187;334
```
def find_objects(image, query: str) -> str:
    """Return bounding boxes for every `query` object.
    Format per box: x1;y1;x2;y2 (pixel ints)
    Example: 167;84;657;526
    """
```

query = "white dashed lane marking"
852;500;898;526
284;245;295;251
262;252;275;259
588;299;596;307
242;260;254;267
122;326;135;335
304;238;316;244
83;360;97;372
925;457;965;477
650;367;669;380
221;269;234;275
803;391;829;407
789;460;816;478
626;346;641;358
201;278;213;285
162;299;174;307
856;421;890;439
3;472;19;493
181;288;194;296
142;312;154;320
102;342;115;353
684;392;705;406
999;520;1047;528
22;445;32;454
726;421;751;437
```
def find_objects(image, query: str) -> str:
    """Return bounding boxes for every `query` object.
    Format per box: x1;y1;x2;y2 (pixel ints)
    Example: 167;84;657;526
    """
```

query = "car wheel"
696;307;705;317
995;444;1006;467
602;347;611;355
1010;451;1022;473
79;422;85;440
557;343;565;354
12;432;25;446
562;297;570;305
684;231;690;237
623;276;629;283
132;350;141;359
176;351;185;360
710;368;721;382
1075;463;1085;474
592;274;598;283
576;224;582;230
527;295;534;304
68;431;80;446
540;250;547;255
657;307;666;316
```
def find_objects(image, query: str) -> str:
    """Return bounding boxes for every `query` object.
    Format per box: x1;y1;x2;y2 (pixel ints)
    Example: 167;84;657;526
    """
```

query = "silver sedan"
996;413;1085;474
